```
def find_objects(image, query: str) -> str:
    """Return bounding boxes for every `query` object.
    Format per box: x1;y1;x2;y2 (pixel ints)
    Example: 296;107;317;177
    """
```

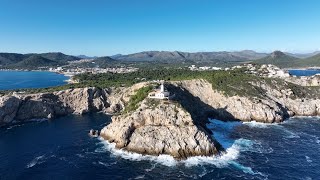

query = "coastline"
1;67;320;160
284;67;320;70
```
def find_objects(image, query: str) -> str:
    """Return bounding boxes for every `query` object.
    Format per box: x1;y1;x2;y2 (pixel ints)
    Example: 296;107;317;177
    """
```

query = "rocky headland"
100;99;220;159
1;77;320;159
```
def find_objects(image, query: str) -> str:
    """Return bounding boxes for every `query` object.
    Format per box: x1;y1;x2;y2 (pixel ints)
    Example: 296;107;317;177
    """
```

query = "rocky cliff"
1;78;319;159
0;87;109;126
170;79;320;123
0;82;150;126
100;99;220;159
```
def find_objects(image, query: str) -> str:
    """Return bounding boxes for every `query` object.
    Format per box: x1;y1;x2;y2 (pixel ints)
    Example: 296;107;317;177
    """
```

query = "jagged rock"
100;99;219;159
173;79;319;123
0;87;109;125
1;79;319;126
0;96;22;125
1;78;319;159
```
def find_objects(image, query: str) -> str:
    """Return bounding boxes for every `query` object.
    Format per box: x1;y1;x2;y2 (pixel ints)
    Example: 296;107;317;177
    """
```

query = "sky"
0;0;319;56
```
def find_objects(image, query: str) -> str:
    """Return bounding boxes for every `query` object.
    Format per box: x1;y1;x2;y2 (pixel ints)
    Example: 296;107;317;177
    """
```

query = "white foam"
305;156;312;163
134;175;145;179
97;136;244;168
6;124;23;130
207;118;242;130
26;155;45;168
97;137;177;167
96;118;263;179
243;121;279;128
97;161;117;167
282;128;300;139
144;163;156;172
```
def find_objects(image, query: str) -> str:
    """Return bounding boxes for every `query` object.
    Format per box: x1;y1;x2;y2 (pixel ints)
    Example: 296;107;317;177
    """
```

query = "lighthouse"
160;82;165;92
148;81;173;100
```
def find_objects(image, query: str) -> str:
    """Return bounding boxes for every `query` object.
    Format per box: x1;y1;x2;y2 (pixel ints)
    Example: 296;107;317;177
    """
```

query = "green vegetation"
124;85;153;113
254;51;320;68
254;51;300;68
145;98;161;110
0;52;80;69
74;68;269;98
1;67;318;100
295;54;320;68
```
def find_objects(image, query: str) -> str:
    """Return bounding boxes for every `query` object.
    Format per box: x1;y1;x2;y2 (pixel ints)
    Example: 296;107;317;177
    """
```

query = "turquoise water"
0;71;68;90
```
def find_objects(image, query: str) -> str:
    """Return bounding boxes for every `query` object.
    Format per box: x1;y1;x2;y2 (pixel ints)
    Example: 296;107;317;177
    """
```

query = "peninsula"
1;65;319;159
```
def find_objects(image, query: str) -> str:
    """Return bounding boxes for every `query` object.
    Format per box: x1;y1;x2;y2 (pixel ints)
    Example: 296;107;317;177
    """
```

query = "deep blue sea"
1;115;320;179
289;69;320;76
0;71;68;90
1;70;320;179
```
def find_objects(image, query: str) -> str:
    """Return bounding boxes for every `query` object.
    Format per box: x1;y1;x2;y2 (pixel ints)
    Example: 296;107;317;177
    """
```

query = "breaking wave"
243;121;279;128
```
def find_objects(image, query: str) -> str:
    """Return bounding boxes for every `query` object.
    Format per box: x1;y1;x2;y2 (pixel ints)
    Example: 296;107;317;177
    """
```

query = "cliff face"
0;82;150;126
1;78;319;159
0;87;109;126
172;79;320;123
100;99;220;159
1;79;319;126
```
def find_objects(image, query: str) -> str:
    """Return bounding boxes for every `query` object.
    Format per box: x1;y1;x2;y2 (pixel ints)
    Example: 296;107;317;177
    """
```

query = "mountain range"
1;50;319;69
112;50;268;63
110;50;320;68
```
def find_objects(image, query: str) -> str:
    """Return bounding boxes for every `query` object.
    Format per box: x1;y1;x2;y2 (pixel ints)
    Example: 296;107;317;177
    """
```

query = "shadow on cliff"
167;84;238;131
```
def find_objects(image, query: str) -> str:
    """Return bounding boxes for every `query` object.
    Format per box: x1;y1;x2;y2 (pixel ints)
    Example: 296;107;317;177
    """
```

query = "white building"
148;82;173;100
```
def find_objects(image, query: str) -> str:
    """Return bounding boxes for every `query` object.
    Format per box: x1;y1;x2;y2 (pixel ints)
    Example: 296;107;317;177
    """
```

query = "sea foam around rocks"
97;118;263;175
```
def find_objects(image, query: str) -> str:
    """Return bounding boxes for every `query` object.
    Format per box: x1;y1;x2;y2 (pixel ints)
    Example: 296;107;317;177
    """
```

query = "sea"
288;69;320;76
0;71;68;90
0;71;320;180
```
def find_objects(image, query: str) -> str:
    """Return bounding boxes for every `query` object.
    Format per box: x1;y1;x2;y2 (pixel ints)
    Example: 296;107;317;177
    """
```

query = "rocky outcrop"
0;87;110;126
103;82;149;114
1;78;319;159
1;79;319;126
170;79;320;123
0;82;153;126
100;99;220;159
286;75;320;87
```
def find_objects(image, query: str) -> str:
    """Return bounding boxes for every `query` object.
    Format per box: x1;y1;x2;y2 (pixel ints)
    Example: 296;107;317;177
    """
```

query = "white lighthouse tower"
160;81;165;93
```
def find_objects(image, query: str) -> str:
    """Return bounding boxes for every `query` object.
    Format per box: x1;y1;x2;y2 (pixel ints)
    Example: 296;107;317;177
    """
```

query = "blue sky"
0;0;319;56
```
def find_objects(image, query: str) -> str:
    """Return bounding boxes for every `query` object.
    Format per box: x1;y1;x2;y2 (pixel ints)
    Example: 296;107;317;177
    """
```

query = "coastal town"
48;66;138;75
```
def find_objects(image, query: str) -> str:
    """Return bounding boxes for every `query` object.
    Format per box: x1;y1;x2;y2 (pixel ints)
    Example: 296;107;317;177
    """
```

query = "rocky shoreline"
1;79;319;159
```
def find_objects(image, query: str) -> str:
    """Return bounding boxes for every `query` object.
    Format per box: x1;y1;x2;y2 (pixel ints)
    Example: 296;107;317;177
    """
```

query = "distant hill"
110;54;123;58
38;52;80;62
230;50;268;60
254;51;300;68
295;53;320;67
11;55;64;68
0;53;27;65
77;55;98;59
285;51;320;59
69;56;118;68
93;56;117;66
0;52;80;68
254;51;320;68
113;50;268;64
